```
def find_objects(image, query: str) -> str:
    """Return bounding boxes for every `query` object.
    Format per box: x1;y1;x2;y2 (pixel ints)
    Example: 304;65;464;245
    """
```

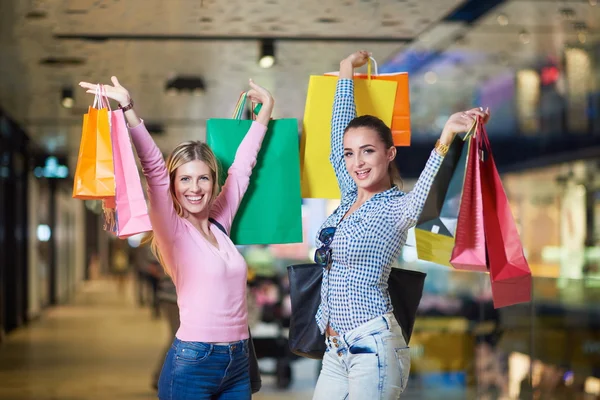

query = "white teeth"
186;196;203;201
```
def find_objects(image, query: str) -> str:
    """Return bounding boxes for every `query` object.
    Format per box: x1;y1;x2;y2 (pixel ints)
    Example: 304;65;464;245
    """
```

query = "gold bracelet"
435;139;449;156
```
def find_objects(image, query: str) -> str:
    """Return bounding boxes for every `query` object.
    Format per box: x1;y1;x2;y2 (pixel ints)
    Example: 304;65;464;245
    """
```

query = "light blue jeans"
313;313;411;400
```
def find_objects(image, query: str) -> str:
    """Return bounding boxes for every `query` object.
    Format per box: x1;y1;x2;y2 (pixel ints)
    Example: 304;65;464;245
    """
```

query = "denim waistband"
326;313;393;349
173;337;248;355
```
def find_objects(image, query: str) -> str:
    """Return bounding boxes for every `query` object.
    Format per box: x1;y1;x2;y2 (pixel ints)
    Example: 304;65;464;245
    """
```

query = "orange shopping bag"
72;86;115;199
326;57;411;146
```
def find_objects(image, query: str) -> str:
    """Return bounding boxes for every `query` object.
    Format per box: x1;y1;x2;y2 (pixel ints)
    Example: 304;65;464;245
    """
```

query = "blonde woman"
80;77;274;400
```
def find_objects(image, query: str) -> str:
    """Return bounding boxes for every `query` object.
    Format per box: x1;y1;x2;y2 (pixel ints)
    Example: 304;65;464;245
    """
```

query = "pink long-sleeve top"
129;120;268;342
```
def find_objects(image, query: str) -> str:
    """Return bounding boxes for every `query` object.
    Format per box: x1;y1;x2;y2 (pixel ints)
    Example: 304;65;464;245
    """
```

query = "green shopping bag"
207;93;303;245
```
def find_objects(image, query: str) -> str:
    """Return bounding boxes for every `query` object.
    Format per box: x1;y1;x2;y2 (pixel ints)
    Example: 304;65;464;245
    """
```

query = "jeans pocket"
349;334;377;354
394;346;411;392
174;342;211;366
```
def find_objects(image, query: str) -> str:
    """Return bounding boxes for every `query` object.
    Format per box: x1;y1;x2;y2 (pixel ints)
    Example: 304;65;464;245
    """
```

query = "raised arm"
210;80;273;233
79;77;182;245
397;107;491;229
329;52;370;199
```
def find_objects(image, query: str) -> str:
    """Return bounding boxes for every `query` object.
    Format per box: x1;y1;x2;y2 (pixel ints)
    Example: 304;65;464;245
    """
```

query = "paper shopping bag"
301;75;397;199
72;88;115;199
108;108;152;238
325;57;410;146
479;122;532;308
450;124;487;272
207;93;302;245
415;134;470;267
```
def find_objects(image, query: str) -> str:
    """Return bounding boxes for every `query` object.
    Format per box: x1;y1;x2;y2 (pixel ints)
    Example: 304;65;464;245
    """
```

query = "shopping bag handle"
231;91;257;121
462;118;478;141
100;85;112;111
470;116;493;163
367;56;378;80
92;84;103;109
91;84;113;111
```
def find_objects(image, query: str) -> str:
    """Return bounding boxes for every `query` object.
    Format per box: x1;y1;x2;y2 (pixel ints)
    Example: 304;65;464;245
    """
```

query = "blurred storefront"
0;110;87;339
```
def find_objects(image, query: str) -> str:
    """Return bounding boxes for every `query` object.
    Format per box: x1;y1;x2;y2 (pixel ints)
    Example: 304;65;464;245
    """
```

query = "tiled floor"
0;279;316;400
0;279;482;399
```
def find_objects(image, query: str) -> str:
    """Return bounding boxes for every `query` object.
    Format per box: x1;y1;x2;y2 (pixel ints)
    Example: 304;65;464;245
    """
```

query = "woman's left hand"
247;79;274;126
246;79;273;107
440;107;490;145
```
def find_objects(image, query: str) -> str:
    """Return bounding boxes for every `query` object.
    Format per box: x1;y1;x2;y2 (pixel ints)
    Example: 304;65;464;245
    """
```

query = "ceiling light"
61;87;74;109
497;13;509;26
424;71;437;84
258;39;275;69
519;29;531;44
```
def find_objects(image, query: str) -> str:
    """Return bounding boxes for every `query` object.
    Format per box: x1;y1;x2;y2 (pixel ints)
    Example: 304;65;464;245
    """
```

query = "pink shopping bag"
101;86;152;238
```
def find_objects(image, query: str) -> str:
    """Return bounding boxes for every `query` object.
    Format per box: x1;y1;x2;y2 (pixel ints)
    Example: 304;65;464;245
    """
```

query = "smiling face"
343;126;396;193
173;160;215;217
166;140;220;219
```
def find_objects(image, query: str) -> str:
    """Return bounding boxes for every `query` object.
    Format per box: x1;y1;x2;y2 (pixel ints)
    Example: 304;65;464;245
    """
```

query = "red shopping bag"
450;123;487;272
479;122;531;308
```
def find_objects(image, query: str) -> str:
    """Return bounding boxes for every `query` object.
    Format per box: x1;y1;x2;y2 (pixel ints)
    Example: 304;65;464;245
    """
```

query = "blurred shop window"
477;72;518;137
516;69;540;135
245;245;276;278
585;376;600;396
565;48;592;134
539;65;567;136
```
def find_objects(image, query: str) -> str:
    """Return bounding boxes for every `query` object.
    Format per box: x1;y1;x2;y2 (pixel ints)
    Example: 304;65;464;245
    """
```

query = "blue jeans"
313;313;411;400
158;338;250;400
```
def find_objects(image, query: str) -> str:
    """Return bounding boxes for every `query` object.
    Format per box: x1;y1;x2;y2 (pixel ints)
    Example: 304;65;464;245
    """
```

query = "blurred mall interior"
1;0;600;399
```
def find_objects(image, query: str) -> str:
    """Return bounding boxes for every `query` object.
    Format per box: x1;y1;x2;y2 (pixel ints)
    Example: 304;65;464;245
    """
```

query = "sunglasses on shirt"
314;227;336;269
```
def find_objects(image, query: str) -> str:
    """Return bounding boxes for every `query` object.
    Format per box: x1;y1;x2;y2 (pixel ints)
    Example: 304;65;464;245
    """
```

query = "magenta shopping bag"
105;102;152;238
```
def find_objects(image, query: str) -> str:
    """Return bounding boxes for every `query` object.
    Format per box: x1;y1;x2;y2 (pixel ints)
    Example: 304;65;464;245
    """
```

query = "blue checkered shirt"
315;78;443;335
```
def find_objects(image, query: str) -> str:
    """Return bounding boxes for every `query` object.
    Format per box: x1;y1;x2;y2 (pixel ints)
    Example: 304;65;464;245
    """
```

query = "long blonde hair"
143;140;220;276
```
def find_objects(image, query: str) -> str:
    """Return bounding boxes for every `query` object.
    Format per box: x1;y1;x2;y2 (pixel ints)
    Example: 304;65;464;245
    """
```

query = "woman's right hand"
341;50;370;69
79;76;131;107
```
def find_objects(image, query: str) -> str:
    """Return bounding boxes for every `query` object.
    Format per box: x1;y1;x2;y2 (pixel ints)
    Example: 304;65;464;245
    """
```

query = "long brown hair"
143;141;220;276
344;115;403;188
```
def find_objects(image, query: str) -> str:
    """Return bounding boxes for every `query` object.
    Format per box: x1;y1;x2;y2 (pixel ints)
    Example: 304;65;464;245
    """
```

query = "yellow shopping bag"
301;75;397;199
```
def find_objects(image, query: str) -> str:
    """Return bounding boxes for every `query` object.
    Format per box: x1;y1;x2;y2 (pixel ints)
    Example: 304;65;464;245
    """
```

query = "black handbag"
287;263;426;359
210;218;261;393
247;330;261;394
